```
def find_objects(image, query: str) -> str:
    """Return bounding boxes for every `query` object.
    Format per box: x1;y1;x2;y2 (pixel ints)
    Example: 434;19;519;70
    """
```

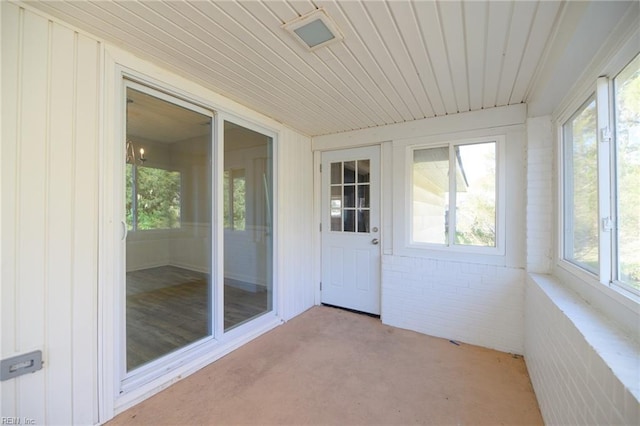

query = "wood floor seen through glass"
126;265;268;371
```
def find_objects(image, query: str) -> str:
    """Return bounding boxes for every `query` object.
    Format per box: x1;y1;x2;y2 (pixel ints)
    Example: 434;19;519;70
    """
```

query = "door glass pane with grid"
329;159;370;233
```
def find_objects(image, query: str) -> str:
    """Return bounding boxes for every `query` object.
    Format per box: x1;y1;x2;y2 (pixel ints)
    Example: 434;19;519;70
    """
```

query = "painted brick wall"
526;116;554;274
525;275;639;425
382;255;525;354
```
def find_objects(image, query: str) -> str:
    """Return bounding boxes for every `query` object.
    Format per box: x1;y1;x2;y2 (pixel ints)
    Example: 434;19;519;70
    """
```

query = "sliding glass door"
124;82;213;372
120;81;276;390
223;121;273;331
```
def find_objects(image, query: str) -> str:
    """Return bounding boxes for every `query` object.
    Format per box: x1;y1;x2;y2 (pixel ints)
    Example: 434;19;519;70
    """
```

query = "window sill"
528;273;640;402
393;244;508;266
556;259;640;316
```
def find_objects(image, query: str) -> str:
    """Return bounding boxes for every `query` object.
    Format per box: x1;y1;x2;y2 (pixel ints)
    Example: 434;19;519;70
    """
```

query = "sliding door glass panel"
223;121;273;331
125;86;212;371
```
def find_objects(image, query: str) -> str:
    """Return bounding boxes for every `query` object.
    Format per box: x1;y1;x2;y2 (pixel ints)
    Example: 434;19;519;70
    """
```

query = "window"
561;53;639;296
411;140;498;250
562;97;598;273
126;164;181;231
330;159;370;233
224;168;246;230
614;54;640;292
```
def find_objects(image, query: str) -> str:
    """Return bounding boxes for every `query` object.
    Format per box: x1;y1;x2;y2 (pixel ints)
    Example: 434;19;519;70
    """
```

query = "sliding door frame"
99;53;281;422
119;78;217;390
218;111;280;340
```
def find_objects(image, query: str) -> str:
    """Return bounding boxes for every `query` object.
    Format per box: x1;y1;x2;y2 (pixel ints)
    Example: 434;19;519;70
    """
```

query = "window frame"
404;136;506;257
612;54;640;296
557;53;640;300
560;94;599;275
126;163;183;233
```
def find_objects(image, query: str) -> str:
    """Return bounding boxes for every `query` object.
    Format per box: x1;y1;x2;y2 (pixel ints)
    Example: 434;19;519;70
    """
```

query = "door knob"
372;238;379;245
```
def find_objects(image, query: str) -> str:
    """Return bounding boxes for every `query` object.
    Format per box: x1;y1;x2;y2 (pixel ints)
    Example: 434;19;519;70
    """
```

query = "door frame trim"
313;144;384;312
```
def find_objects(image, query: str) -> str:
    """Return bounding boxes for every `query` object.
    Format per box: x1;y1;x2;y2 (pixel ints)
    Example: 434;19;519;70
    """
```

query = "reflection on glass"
223;121;273;331
344;185;356;208
331;162;342;185
331;186;342;231
358;185;369;208
344;161;356;183
125;87;212;372
358;160;370;183
412;147;449;244
344;210;355;232
358;210;370;233
614;54;640;290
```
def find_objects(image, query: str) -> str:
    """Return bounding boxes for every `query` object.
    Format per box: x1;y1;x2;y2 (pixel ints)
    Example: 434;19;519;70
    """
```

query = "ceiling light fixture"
283;8;343;52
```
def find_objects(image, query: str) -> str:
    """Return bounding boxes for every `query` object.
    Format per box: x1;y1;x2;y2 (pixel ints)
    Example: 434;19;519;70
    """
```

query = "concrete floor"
110;306;543;425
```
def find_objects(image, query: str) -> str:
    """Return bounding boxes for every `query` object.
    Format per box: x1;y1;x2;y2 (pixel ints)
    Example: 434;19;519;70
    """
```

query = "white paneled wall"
1;3;315;422
1;3;100;424
278;129;315;320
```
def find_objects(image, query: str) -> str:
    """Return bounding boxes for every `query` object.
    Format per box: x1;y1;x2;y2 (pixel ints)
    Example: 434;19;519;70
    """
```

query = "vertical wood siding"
279;128;315;320
1;3;100;424
2;4;315;421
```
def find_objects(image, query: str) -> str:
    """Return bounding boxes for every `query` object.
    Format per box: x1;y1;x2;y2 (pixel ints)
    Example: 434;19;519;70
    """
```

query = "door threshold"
321;303;381;319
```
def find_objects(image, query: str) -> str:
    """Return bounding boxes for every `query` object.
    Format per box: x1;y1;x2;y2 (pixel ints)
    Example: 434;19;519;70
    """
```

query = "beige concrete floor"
110;306;543;425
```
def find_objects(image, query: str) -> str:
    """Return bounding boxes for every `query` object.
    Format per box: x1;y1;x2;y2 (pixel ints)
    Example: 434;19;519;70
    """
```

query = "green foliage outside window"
126;164;181;231
615;55;640;289
224;169;246;231
565;99;599;273
454;143;496;247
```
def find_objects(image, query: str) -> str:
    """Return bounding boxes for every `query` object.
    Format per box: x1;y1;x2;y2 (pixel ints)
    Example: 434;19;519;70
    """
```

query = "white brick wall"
526;116;554;274
382;255;525;354
525;274;640;425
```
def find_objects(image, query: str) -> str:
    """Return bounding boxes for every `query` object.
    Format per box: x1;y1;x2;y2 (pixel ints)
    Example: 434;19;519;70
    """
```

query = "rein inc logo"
1;418;35;425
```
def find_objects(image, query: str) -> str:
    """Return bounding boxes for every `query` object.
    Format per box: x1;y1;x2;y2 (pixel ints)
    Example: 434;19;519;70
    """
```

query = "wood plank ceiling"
27;0;564;137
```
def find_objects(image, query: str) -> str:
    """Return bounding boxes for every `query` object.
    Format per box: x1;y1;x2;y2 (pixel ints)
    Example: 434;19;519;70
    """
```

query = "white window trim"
394;135;506;263
558;94;599;277
555;47;640;304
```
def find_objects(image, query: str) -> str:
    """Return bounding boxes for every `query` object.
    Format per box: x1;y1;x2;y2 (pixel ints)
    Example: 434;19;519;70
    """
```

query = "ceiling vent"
283;9;343;52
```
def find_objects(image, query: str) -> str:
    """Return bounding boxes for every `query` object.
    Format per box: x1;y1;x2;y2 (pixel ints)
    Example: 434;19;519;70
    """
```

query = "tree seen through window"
126;164;181;231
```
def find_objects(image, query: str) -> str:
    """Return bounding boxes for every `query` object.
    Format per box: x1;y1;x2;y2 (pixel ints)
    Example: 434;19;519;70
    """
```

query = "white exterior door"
321;146;381;315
